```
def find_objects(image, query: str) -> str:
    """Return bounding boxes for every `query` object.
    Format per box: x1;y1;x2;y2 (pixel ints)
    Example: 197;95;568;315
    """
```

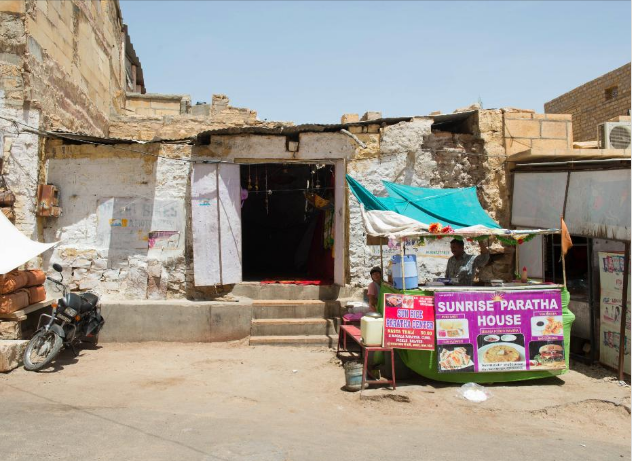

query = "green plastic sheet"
378;284;575;383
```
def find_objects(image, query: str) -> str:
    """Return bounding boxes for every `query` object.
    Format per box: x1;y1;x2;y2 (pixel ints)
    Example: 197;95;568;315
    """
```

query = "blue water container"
391;255;418;289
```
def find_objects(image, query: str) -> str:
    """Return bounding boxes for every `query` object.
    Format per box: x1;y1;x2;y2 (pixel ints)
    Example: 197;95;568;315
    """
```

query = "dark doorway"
240;163;335;283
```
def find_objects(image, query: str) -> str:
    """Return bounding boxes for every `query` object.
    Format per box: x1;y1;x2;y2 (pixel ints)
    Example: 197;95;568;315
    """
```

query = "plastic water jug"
391;254;418;289
361;313;384;346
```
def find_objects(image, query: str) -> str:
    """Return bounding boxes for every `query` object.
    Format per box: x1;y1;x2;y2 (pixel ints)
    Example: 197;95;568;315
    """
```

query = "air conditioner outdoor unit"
598;122;631;149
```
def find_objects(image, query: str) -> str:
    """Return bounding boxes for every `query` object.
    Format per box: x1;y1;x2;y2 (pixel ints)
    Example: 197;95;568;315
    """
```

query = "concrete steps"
251;318;337;336
249;300;340;346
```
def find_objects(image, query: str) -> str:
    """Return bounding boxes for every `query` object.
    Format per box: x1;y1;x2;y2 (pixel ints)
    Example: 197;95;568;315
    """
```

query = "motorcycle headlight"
64;307;78;317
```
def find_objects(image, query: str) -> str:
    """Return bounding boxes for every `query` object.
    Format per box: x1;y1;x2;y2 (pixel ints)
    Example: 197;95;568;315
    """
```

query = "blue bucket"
391;255;418;289
344;361;364;391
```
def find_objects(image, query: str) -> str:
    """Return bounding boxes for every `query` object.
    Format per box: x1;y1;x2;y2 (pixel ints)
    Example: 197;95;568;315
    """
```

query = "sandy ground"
0;342;630;461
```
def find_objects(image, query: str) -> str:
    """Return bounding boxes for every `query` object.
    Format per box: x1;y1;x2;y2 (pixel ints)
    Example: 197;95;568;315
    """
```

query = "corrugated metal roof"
194;111;478;145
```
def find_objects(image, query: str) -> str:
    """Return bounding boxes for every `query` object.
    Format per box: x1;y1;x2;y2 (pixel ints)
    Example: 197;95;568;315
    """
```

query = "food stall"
347;175;575;383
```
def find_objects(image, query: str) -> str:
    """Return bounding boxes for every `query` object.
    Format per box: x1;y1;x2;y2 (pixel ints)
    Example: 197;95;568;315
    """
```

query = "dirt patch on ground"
1;342;630;461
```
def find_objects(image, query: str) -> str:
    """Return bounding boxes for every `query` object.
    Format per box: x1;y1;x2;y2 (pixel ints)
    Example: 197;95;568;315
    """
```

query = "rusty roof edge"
194;113;478;145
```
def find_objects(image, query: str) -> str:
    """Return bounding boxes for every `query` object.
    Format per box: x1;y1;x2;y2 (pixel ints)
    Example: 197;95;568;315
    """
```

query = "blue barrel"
391;255;418;289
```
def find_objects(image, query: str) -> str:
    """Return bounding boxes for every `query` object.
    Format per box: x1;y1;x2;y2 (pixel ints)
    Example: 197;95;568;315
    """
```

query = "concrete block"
92;259;108;270
147;260;162;278
341;114;359;123
347;126;364;134
103;269;120;281
541;121;567;139
210;304;253;341
531;138;568;152
0;340;28;372
361;111;382;121
505;138;531;155
0;1;25;13
504;112;533;120
0;321;21;340
99;301;252;343
287;141;299;152
504;119;540;138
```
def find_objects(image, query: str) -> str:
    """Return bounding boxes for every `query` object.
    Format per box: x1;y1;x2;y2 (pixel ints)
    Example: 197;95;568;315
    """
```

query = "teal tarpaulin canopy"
346;175;500;230
383;181;501;229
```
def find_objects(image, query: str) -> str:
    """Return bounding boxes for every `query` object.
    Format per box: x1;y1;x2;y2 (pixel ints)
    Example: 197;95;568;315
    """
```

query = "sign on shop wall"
434;290;565;373
383;293;435;350
598;252;631;374
96;198;184;253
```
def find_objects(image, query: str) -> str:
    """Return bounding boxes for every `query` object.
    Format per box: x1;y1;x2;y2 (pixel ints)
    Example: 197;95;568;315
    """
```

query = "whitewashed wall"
43;148;189;300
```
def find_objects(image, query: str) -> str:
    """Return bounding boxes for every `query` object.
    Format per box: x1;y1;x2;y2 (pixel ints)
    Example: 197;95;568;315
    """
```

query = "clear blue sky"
120;1;631;124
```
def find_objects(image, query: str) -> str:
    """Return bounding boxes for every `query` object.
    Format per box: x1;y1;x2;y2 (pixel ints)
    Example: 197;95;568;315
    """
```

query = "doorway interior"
240;162;336;283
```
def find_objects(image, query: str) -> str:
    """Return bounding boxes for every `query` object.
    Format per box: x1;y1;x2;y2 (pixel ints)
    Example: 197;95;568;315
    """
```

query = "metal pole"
617;242;630;381
400;239;405;292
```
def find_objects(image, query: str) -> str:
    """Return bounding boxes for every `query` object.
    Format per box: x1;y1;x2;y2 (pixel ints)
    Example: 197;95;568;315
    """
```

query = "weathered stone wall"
111;94;267;141
0;93;40;240
43;141;190;300
42;109;515;298
21;0;126;135
348;113;513;288
544;63;631;142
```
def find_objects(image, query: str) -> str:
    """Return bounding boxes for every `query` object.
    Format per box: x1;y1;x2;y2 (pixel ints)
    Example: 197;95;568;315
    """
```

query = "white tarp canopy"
360;204;560;239
0;211;58;274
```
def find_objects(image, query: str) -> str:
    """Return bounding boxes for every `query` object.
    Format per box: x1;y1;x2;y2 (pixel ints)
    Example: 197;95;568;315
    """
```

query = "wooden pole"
618;242;630;381
379;238;384;275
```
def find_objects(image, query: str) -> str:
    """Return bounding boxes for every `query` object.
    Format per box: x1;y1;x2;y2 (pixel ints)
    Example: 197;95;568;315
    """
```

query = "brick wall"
503;110;573;155
544;63;631;142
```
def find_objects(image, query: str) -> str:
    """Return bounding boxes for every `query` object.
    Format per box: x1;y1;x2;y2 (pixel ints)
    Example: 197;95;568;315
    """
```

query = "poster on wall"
434;290;565;373
598;252;631;374
383;293;435;350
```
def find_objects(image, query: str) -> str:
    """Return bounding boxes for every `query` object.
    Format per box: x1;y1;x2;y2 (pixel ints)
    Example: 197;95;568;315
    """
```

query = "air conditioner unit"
598;122;631;149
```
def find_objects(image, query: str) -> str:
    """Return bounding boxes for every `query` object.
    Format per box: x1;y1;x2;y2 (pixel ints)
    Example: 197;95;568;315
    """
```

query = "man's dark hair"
450;238;464;247
370;266;382;276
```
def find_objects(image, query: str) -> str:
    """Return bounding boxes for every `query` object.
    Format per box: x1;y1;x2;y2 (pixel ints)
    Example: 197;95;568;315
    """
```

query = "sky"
120;1;631;124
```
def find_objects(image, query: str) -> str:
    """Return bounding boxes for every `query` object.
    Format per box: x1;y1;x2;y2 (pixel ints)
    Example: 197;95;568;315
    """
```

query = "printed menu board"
434;290;564;373
598;252;630;374
383;293;435;350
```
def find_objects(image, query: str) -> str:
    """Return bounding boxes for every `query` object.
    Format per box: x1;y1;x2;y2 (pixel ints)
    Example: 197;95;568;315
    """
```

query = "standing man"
445;239;489;285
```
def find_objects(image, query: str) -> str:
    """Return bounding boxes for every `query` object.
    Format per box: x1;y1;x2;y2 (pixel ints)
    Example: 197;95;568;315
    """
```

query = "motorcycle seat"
79;293;99;313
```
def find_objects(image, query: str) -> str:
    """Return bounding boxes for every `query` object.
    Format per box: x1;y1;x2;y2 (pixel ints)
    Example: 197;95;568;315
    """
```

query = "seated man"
445;239;489;285
367;266;382;312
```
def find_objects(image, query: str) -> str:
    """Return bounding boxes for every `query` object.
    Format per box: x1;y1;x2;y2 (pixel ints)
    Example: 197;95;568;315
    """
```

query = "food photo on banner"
434;290;565;373
383;293;435;350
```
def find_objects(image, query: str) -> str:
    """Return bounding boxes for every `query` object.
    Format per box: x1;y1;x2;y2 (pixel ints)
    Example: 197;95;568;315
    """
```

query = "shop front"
510;159;630;374
346;175;573;383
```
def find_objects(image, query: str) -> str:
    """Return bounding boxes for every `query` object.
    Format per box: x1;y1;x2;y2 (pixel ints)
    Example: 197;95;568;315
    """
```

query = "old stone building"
4;0;618;349
1;0;584;306
544;63;631;143
42;107;558;302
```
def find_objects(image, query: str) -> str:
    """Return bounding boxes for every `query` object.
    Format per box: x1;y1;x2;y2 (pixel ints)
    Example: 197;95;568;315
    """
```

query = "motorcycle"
23;263;105;371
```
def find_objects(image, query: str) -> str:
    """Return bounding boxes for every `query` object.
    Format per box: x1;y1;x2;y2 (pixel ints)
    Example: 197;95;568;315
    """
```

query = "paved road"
0;343;629;461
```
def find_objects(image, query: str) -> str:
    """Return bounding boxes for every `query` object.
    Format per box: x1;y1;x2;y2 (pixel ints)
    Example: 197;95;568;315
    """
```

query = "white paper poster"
598;252;630;374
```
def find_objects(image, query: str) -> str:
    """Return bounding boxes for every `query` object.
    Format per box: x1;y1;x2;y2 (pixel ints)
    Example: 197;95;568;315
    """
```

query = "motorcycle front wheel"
23;330;63;371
